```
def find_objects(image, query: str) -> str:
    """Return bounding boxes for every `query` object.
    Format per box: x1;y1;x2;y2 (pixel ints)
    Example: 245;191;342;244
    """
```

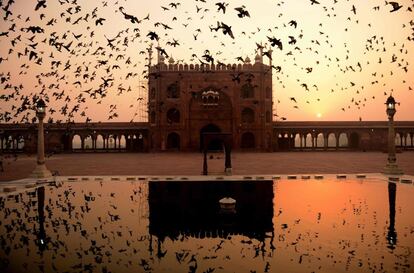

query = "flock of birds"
0;180;413;272
0;0;413;124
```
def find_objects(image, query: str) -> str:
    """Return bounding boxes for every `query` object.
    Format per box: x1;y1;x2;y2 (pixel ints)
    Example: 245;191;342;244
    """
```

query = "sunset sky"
0;0;413;123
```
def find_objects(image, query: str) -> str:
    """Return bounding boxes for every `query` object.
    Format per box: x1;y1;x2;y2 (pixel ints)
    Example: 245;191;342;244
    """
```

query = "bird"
218;22;234;39
234;6;250;18
95;18;105;26
35;0;47;11
351;5;356;15
388;2;402;12
267;36;283;50
288;20;297;28
119;7;141;24
215;2;228;14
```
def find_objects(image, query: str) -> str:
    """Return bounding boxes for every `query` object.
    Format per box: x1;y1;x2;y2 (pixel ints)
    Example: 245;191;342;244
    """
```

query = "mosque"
147;48;273;151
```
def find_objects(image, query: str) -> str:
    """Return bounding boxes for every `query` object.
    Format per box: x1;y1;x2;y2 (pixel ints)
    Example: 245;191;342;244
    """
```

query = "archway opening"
96;135;104;149
338;133;348;147
108;135;116;149
241;132;255;149
17;136;25;150
72;135;81;149
294;134;301;148
327;133;336;148
60;134;71;151
316;133;324;148
84;135;93;149
305;133;312;148
349;132;359;149
167;132;180;150
120;135;126;149
200;124;222;151
395;133;401;147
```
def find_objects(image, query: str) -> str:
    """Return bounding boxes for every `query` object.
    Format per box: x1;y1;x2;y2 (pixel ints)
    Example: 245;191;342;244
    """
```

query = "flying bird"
215;2;229;14
388;2;402;12
35;0;47;11
234;6;250;18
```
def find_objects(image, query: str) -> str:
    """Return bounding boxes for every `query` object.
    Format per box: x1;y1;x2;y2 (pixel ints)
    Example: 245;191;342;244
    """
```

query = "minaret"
267;45;273;67
147;43;153;68
156;41;165;64
259;42;264;63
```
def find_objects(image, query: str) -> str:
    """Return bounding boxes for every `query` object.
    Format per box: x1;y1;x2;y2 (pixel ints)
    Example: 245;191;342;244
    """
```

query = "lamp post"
30;99;52;179
383;95;403;175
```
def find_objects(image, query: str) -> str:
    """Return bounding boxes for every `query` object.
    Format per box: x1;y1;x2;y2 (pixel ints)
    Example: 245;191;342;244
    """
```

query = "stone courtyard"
1;151;414;182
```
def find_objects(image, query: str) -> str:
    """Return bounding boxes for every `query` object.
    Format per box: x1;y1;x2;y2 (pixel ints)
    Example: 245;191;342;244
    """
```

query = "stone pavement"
1;151;413;182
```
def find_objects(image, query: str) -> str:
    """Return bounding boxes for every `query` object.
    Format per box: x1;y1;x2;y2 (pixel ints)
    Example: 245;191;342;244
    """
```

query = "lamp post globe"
30;98;52;179
383;95;403;176
385;95;396;119
36;98;46;115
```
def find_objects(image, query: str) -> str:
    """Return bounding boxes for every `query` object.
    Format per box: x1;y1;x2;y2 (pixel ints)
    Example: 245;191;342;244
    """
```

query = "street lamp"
30;99;52;179
383;95;403;175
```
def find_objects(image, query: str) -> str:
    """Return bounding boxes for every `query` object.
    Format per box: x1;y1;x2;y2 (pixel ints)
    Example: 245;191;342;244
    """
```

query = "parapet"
149;62;269;73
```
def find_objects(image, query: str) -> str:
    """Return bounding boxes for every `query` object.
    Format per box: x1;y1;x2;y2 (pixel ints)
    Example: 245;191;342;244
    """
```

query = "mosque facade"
147;51;274;152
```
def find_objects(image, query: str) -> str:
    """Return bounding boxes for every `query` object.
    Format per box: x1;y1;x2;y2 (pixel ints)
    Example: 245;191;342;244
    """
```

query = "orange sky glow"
0;0;413;123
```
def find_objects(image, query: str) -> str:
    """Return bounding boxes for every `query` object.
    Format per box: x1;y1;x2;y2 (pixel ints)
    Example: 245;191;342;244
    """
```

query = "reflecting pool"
0;178;413;273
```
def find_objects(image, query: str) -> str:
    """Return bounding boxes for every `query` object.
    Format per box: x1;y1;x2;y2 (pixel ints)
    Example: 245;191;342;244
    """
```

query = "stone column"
30;113;52;179
384;115;403;175
335;134;340;150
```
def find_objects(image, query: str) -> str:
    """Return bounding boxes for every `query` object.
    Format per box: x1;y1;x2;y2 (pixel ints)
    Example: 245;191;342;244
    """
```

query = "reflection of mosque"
148;180;274;243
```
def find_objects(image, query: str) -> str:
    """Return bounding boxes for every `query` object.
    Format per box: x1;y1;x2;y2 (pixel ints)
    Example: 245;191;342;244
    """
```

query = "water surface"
0;178;413;273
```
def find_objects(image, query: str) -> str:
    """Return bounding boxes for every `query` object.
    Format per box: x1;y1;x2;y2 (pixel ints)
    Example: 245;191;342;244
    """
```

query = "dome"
245;56;251;63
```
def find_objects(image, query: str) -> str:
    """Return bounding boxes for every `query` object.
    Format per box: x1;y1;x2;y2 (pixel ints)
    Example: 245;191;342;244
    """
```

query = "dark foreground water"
0;178;413;273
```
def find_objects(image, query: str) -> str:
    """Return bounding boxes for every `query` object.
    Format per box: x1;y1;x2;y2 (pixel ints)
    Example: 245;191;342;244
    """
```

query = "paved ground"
1;151;413;182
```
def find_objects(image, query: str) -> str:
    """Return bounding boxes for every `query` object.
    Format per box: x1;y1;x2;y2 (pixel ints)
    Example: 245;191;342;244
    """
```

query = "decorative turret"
168;56;175;64
159;54;165;64
254;53;262;64
157;43;165;64
245;56;251;64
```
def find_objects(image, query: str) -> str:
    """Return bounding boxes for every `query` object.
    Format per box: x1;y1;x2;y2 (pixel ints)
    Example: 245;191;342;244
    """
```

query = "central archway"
200;124;222;151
